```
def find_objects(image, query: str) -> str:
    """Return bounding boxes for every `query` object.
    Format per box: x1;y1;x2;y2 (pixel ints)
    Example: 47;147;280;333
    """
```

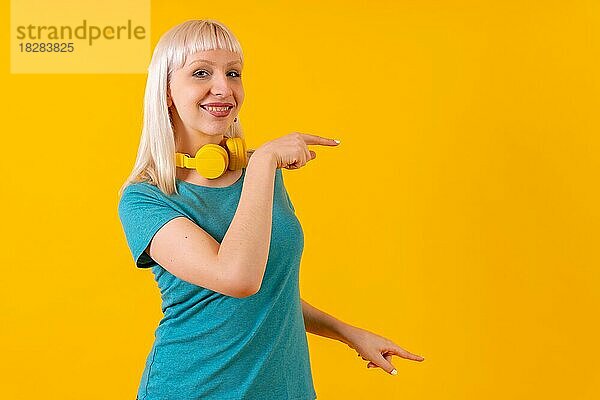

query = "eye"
192;69;242;78
192;69;208;78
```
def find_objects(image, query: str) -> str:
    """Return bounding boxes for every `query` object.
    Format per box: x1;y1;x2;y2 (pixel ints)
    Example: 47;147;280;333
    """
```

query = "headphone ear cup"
223;137;248;171
194;144;229;179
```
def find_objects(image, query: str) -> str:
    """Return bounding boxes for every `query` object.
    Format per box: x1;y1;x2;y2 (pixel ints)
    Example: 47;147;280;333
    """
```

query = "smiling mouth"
201;105;234;112
200;105;233;117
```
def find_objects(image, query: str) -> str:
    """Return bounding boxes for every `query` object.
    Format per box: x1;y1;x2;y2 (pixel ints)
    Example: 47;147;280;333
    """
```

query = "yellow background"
1;0;599;399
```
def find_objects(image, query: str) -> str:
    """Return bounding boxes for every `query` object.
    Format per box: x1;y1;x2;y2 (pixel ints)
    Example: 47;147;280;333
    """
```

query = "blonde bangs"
166;20;244;76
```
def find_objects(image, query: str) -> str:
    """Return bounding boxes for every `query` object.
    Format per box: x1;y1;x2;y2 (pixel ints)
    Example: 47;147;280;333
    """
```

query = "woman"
118;19;424;400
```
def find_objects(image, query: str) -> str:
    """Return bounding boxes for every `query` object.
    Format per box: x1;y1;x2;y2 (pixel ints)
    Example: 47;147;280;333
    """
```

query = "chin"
202;128;231;138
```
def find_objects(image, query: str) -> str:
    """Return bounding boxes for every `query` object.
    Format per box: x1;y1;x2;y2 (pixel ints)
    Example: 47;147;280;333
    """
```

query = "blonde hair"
119;19;251;197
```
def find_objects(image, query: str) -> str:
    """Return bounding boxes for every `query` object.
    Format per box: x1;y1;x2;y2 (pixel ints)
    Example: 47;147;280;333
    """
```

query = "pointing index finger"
299;133;340;146
394;346;425;362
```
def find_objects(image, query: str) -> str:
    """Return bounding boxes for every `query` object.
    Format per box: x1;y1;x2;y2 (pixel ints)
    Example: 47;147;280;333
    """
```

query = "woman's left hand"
343;326;425;375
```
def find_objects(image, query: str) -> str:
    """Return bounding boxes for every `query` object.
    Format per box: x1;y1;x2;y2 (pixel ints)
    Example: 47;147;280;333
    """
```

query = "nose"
210;71;234;98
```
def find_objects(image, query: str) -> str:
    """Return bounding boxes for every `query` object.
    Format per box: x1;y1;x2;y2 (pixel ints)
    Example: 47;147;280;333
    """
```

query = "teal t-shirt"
118;168;316;400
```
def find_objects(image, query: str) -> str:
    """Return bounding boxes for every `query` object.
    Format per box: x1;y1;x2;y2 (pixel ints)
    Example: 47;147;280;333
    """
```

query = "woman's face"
168;49;244;138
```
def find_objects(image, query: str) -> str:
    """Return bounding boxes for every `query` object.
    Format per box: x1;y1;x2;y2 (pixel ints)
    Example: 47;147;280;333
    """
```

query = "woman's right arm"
147;133;339;298
216;151;277;296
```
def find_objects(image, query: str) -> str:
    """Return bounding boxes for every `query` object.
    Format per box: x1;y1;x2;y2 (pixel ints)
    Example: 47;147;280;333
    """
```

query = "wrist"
338;323;361;347
250;148;277;169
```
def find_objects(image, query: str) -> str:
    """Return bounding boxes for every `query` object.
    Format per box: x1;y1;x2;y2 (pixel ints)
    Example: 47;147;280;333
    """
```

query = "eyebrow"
187;59;242;68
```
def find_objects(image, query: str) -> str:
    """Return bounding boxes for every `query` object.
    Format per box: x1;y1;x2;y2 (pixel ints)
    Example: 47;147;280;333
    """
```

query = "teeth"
204;106;231;112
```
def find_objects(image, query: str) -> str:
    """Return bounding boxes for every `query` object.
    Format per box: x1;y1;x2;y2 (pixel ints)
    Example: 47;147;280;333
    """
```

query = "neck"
175;131;224;155
174;129;233;184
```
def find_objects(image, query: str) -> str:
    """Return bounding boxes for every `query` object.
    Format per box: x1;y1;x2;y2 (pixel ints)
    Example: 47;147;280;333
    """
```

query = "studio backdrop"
1;0;599;399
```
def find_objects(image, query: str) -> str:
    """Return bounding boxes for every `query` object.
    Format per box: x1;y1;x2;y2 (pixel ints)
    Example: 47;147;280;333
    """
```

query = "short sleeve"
118;184;187;269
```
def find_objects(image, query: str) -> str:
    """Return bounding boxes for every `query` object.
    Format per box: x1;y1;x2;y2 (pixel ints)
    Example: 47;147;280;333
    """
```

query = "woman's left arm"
300;298;425;375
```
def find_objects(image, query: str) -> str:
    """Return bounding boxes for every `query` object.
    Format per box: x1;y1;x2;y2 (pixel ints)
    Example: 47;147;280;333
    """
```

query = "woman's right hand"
254;132;340;170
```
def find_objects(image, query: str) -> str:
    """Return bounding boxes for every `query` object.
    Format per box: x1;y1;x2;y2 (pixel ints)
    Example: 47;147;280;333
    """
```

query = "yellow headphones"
175;137;248;179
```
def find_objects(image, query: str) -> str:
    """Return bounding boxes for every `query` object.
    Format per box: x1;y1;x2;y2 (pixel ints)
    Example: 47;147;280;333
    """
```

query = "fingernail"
391;369;398;376
333;139;340;144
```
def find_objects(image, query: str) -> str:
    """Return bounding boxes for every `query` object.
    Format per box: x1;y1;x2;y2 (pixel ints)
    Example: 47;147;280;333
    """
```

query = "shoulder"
122;180;159;194
120;181;169;202
118;181;172;215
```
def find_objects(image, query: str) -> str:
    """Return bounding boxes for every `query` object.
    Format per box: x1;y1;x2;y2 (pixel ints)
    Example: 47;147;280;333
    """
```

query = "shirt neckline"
176;168;245;190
